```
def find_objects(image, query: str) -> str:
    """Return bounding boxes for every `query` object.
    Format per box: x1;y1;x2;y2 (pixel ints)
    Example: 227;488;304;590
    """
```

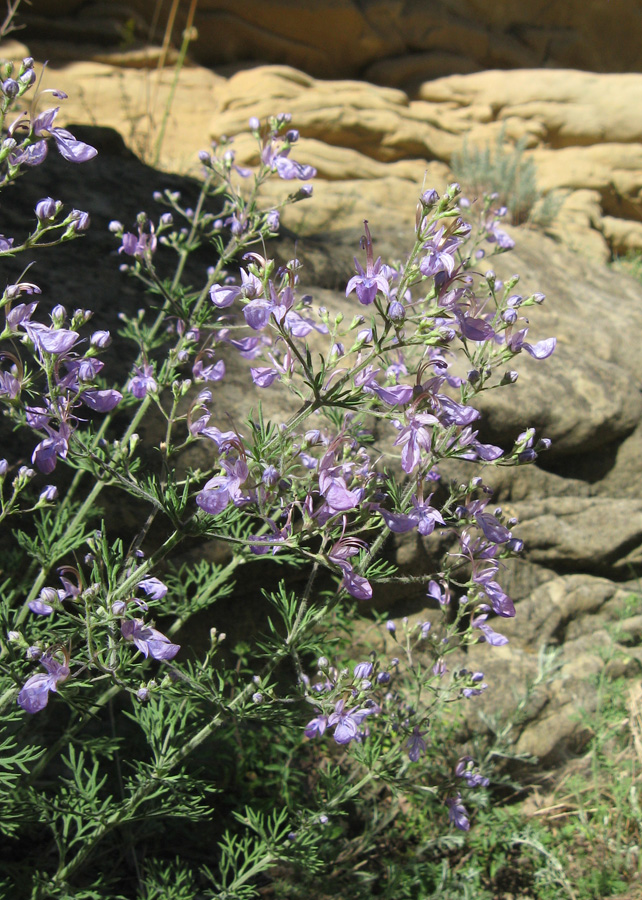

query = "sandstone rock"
18;55;642;257
601;216;642;254
500;574;620;646
418;70;642;147
22;0;642;77
514;497;642;576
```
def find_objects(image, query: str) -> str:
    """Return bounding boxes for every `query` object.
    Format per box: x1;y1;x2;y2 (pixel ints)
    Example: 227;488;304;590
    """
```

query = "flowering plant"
0;52;554;899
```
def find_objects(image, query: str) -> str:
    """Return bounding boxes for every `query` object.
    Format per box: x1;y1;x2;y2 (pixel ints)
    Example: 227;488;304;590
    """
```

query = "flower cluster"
0;51;557;891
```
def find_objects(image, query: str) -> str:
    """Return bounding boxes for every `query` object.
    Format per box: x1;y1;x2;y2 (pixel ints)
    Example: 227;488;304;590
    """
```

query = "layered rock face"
20;0;642;77
2;54;637;264
2;9;642;768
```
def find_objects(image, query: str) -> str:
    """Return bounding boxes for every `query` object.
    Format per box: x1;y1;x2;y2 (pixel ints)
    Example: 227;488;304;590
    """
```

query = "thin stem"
152;0;198;168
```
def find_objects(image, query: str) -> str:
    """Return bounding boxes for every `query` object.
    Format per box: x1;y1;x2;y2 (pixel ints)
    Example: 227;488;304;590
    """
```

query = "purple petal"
24;323;79;354
10;140;48;167
380;509;416;533
460;317;495;341
209;283;241;307
243;301;271;330
332;716;359;744
477;621;509;646
341;569;373;600
81;389;122;411
52;128;98;163
196;481;230;516
372;384;414;406
28;599;54;616
138;577;168;600
476;513;511;544
524;337;556;359
250;366;280;387
18;674;54;713
275;157;317;180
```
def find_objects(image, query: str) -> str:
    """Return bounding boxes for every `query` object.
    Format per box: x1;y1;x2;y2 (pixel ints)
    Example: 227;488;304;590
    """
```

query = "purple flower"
30;107;97;163
346;221;389;305
304;714;328;738
446;794;470;831
250;366;280;387
32;426;70;474
81;389;122;412
507;329;556;359
127;363;157;398
266;210;280;231
486;220;514;250
90;330;111;348
393;412;439;474
196;458;249;516
406;727;427;762
18;652;70;714
10;140;48;167
328;699;372;745
371;383;414;406
121;619;180;660
380;495;444;536
475;513;511;544
119;225;157;258
193;357;225;382
340;564;373;600
275;157;317;180
138;577;168;601
68;209;90;232
52;128;97;163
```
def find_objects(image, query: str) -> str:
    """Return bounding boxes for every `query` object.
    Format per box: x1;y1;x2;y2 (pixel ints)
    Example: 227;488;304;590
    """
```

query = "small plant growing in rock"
0;49;557;899
451;126;564;227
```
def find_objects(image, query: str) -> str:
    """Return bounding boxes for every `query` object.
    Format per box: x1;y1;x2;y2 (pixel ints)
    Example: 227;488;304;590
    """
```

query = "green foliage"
451;127;565;227
611;249;642;283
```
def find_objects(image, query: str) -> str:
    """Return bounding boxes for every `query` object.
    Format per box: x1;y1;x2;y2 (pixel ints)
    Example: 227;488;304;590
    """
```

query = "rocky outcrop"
20;0;642;79
13;56;641;263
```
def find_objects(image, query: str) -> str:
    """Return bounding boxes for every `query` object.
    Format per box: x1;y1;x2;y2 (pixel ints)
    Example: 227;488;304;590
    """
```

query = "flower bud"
35;197;58;221
265;209;280;232
388;300;405;321
51;304;66;324
2;79;19;98
90;330;111;348
69;209;90;232
39;484;58;502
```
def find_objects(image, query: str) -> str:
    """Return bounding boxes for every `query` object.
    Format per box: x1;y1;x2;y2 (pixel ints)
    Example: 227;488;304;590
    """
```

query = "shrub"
451;127;565;228
0;51;556;900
